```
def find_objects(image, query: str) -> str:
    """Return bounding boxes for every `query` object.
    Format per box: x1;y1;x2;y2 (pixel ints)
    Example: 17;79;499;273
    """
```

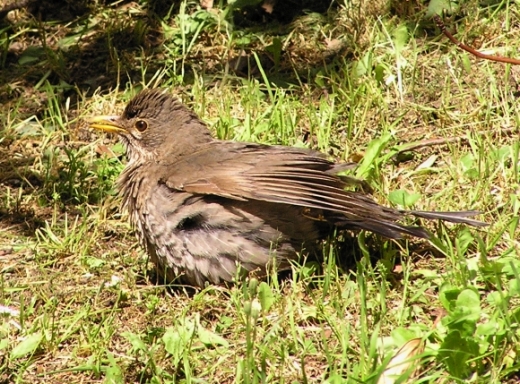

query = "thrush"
89;89;486;287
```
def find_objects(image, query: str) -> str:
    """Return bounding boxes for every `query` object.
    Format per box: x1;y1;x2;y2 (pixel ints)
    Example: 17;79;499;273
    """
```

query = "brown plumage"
89;89;486;287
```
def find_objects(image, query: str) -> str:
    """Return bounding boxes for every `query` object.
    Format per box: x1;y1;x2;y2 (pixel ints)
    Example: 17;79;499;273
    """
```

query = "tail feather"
334;218;431;239
332;210;487;240
409;210;488;227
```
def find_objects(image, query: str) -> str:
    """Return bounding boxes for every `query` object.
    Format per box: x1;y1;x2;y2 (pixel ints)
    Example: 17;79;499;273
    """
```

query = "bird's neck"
160;125;214;159
117;158;156;231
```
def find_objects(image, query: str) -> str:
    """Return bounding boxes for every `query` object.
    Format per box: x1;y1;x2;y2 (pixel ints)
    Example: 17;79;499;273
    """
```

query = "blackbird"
89;89;486;287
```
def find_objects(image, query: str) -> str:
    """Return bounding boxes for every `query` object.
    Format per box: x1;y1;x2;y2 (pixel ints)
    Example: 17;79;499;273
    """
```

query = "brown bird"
89;89;486;287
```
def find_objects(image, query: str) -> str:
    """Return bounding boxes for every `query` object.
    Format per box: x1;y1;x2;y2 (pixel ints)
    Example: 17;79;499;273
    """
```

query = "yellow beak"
88;115;126;134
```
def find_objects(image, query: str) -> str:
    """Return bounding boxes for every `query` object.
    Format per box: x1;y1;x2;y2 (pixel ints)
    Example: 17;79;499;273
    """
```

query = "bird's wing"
161;142;438;239
159;141;486;238
160;142;392;220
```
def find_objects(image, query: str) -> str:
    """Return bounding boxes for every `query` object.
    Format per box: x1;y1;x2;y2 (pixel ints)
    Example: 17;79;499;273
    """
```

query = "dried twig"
395;127;516;155
434;15;520;65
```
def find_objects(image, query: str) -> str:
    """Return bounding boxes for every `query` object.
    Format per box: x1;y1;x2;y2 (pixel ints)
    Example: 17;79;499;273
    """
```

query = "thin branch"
395;127;516;155
433;15;520;65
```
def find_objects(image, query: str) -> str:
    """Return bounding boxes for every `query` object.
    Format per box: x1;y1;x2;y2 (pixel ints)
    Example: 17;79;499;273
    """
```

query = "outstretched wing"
160;141;377;214
159;141;485;238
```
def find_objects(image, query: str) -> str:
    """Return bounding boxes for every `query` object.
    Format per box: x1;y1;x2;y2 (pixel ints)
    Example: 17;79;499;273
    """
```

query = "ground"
1;0;520;383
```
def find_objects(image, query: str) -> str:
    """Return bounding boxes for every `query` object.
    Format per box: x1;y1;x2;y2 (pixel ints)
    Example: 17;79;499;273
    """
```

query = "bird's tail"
408;210;488;228
332;210;487;240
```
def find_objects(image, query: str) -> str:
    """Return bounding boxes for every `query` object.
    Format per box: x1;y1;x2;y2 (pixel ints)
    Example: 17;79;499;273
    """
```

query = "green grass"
1;0;520;382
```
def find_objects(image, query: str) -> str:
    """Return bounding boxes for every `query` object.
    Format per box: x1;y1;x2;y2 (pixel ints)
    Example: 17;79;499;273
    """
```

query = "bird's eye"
135;120;148;132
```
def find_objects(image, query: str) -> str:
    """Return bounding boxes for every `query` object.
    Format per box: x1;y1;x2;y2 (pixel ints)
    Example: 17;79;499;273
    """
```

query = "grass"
1;0;520;382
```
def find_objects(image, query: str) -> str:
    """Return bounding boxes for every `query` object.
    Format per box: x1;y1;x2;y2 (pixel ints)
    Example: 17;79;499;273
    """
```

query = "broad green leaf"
509;215;519;239
0;338;9;351
455;289;481;322
456;229;474;256
510;307;520;324
163;321;195;360
163;327;184;356
85;256;105;269
442;289;480;336
122;332;147;352
10;332;43;359
460;153;479;179
437;330;479;378
266;37;282;68
216;316;233;332
427;0;458;17
323;374;349;384
197;326;229;347
353;52;371;78
502;258;520;277
495;145;511;162
356;133;392;179
459;153;475;171
374;64;385;83
476;319;505;337
258;282;275;312
315;70;326;88
461;53;471;74
104;352;124;384
390;327;417;346
486;291;508;307
18;55;39;65
388;190;421;208
18;46;45;66
439;284;460;312
392;25;409;53
413;269;439;279
508;278;520;297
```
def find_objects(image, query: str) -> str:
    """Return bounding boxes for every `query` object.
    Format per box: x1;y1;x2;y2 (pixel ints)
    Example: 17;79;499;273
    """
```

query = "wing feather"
159;141;485;237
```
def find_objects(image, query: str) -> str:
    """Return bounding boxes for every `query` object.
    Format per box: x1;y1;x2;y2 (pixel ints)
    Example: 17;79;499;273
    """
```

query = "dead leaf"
378;338;425;384
200;0;213;9
261;0;275;14
324;38;343;52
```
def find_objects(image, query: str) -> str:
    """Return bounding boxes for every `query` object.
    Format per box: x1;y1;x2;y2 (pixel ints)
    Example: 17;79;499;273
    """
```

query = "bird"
88;88;487;287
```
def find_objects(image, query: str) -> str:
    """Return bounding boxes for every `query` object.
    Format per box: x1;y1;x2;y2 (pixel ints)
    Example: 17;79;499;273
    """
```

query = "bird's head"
89;89;213;162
